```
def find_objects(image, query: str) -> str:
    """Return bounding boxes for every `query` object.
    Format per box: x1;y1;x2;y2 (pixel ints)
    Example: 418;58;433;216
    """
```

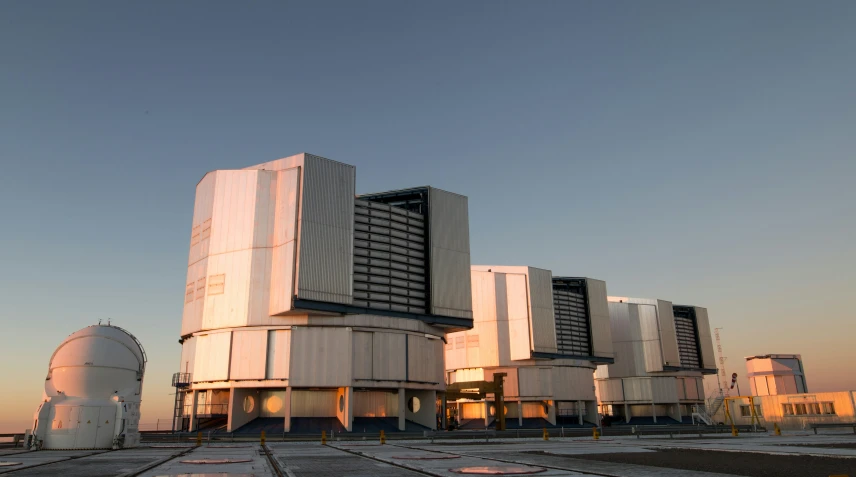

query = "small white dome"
47;325;147;398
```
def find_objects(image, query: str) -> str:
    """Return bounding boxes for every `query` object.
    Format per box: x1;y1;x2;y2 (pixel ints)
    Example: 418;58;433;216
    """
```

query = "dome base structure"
30;325;146;450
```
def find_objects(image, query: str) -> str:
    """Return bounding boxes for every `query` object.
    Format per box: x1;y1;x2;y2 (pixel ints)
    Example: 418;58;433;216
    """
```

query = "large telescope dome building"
176;153;473;433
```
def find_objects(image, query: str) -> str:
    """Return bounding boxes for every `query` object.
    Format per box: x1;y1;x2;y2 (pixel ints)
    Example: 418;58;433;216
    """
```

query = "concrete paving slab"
137;446;271;477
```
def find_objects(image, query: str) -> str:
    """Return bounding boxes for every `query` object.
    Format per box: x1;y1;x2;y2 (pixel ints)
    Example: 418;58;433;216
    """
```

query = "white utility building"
746;354;808;396
31;325;146;449
445;266;614;428
595;297;717;424
177;153;473;434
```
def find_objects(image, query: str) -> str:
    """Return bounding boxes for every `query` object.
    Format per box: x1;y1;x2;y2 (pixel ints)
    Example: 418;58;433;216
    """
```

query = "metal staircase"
691;394;725;426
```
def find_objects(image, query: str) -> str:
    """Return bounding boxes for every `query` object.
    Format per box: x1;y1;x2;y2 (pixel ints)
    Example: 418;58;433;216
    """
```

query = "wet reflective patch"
393;455;461;460
449;465;547;474
179;459;253;464
0;462;23;467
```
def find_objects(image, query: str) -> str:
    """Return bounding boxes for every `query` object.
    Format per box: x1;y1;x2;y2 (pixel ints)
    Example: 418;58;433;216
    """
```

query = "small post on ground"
542;428;549;441
593;427;600;440
196;432;202;447
380;430;386;445
774;423;781;436
321;430;327;445
260;430;266;446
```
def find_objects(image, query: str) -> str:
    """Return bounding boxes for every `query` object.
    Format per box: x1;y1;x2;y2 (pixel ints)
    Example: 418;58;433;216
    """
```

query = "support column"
518;401;523;427
484;401;490;428
398;388;406;431
336;387;353;432
441;393;447;430
283;387;292;433
624;403;631;424
456;401;462;425
578;400;583;425
188;390;199;432
546;400;556;426
652;401;657;423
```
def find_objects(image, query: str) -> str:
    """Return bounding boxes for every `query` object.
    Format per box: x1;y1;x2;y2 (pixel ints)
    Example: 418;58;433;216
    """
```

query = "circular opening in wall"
408;396;421;413
339;395;345;413
242;395;255;413
266;395;283;414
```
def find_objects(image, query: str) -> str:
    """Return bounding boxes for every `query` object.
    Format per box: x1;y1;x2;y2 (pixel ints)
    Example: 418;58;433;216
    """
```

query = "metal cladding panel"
229;330;268;380
353;331;373;380
586;278;613;359
597;379;624;402
607;302;633;343
265;330;290;380
354;391;399;417
518;367;553;397
288;327;351;387
676;378;687;400
408;335;444;383
444;331;466;371
694;306;717;370
180;336;196;377
651;377;679;402
193;332;232;382
622;378;653;402
201;250;253;330
521;402;547;418
372;332;406;381
291;390;337;417
506;273;533;361
490;368;519;397
208;170;260;256
459;270;500;369
552;367;596;401
528;267;557;354
295;154;355;305
428;188;473;319
636;303;665;373
269;168;300;316
182;258;207;336
657;300;681;368
247;247;274;326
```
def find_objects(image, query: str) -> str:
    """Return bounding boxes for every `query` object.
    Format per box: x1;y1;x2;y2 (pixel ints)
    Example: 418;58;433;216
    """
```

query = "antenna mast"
715;327;728;397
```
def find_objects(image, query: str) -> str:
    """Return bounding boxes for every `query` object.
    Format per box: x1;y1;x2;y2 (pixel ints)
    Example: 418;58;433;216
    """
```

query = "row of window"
783;402;836;416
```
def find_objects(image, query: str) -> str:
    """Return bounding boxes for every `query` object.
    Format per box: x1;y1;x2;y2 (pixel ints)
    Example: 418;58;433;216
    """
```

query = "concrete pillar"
484;401;490;428
336;387;353;432
188;390;199;432
518;401;523;427
456;401;462;425
652;401;657;423
668;403;682;423
578;400;583;425
440;393;447;430
546;400;557;426
283;387;292;433
624;403;631;424
398;388;406;431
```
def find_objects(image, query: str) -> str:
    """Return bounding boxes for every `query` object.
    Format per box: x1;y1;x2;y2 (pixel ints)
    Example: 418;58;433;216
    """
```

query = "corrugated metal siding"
527;268;557;354
596;379;625;402
183;173;217;336
180;336;196;377
622;378;653;402
694;306;717;370
552;283;590;355
637;303;665;373
229;330;268;380
521;402;547;418
269;168;300;316
490;368;518;398
552;367;596;401
352;331;373;380
657;300;681;368
372;332;406;381
295;154;355;304
518;367;553;397
586;278;613;359
354;391;399;417
265;330;290;380
651;377;678;402
461;403;485;419
408;335;444;383
673;309;701;368
506;273;532;361
193;332;232;382
428;188;473;319
288;327;351;387
291;390;337;417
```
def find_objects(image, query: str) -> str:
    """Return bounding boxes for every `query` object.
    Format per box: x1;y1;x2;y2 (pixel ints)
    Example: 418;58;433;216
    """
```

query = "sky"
1;1;854;433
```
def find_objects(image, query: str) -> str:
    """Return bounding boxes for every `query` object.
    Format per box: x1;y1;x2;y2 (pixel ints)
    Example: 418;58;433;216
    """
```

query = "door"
73;407;101;448
95;406;116;448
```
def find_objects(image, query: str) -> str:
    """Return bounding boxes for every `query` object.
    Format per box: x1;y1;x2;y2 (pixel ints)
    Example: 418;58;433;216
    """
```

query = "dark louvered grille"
552;278;591;356
673;306;701;368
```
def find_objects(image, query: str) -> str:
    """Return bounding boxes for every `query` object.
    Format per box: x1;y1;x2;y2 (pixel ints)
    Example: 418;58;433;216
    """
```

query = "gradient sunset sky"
1;1;854;432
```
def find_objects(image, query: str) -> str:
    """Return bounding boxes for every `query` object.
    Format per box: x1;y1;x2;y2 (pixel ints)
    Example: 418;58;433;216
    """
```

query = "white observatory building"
30;324;146;449
595;297;717;424
445;266;614;428
177;153;473;433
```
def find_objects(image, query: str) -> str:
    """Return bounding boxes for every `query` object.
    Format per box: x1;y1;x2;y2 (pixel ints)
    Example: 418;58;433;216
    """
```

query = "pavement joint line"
389;442;625;477
330;443;444;477
636;443;856;459
0;449;112;475
262;444;286;477
115;446;197;477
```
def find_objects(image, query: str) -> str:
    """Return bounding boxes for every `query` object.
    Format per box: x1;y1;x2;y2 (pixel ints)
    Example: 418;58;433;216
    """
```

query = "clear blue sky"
1;1;854;432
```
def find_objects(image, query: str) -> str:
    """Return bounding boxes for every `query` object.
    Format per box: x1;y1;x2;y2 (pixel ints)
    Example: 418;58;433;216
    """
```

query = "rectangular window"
755;404;762;416
808;403;821;415
782;404;794;415
740;405;751;417
823;402;836;415
794;403;807;415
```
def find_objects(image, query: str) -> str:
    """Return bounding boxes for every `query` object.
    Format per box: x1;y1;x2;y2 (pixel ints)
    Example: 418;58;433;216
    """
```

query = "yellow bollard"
543;428;549;441
593;427;600;440
260;430;266;445
380;430;386;445
731;426;738;437
321;430;327;445
774;423;781;436
196;432;202;446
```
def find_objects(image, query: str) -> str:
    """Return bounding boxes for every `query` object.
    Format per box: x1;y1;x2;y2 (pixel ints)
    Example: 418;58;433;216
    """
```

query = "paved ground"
1;431;856;476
